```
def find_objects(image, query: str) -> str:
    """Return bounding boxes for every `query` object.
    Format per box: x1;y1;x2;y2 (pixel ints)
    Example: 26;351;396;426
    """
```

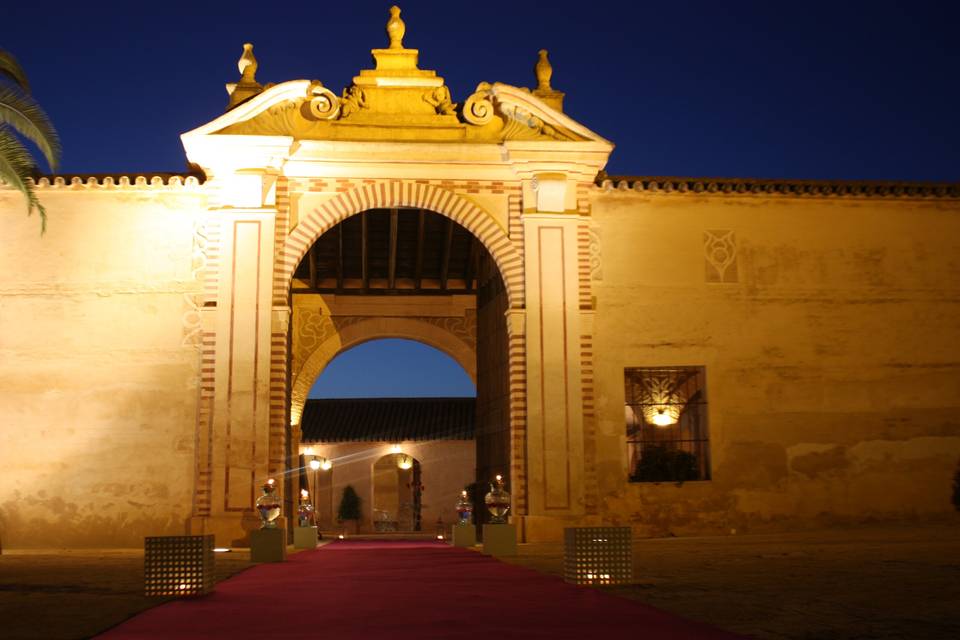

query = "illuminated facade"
1;8;959;547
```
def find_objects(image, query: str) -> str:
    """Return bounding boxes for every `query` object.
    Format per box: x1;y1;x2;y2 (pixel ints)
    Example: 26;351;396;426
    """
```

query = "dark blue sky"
6;0;960;180
310;339;475;398
6;1;958;397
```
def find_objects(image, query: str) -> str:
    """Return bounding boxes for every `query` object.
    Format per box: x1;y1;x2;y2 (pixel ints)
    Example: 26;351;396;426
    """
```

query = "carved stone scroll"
307;82;340;120
463;83;494;125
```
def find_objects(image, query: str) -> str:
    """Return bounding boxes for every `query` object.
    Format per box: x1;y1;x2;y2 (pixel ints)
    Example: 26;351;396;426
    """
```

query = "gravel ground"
500;523;960;639
1;523;958;639
0;548;253;640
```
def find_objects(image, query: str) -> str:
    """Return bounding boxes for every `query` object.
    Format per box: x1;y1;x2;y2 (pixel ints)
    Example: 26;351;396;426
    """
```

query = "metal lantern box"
144;534;215;597
563;526;632;586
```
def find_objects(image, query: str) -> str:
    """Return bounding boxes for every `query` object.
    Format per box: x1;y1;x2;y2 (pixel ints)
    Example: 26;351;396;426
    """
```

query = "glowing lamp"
305;446;315;456
563;527;632;586
309;458;321;471
144;535;214;597
390;444;402;454
649;407;678;427
397;454;413;470
320;457;332;471
300;489;309;499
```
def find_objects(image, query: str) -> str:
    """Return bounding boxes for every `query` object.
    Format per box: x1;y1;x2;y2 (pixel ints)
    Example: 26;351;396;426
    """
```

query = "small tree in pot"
337;485;362;534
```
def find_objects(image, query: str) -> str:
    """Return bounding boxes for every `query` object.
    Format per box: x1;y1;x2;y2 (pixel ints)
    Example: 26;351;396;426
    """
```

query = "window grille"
625;366;710;483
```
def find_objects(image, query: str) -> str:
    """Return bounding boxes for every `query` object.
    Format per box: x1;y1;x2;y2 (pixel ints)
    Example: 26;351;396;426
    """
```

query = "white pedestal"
482;524;517;557
452;524;476;547
293;526;318;550
250;527;286;563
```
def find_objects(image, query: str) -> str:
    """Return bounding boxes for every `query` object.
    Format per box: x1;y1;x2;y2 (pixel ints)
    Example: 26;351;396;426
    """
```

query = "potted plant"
337;484;362;534
631;445;700;485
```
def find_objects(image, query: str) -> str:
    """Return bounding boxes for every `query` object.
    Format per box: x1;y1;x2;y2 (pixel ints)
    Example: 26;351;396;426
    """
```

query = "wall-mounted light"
309;456;331;471
397;454;413;470
390;444;402;454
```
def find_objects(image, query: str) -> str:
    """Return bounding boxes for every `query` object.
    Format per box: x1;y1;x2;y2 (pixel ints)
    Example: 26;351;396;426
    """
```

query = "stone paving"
1;523;958;639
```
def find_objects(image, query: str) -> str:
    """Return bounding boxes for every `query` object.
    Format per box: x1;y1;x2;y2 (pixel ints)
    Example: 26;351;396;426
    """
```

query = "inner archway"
299;340;477;535
372;453;421;532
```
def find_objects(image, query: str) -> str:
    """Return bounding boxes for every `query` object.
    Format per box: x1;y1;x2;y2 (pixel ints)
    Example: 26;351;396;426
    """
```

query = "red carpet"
98;540;743;639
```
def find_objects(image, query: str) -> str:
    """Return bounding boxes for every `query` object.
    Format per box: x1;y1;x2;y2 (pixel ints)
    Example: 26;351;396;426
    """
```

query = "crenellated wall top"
1;174;205;191
597;175;960;200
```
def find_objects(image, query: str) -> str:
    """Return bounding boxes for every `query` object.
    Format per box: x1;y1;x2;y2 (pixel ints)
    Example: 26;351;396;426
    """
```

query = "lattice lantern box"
144;534;215;597
563;527;632;586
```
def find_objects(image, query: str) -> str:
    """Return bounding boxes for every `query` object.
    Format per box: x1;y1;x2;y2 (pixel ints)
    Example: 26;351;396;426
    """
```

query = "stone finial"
387;5;406;49
238;43;258;83
535;49;553;91
533;49;565;112
226;42;264;110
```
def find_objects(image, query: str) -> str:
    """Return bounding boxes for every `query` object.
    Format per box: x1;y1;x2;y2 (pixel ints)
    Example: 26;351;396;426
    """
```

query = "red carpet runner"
98;540;742;639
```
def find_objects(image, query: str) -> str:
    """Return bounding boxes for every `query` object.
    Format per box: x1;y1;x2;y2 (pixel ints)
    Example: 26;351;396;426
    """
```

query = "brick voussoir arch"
289;317;478;427
277;181;524;308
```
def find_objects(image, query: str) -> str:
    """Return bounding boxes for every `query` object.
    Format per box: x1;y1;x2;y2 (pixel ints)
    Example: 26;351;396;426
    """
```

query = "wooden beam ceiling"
292;208;492;295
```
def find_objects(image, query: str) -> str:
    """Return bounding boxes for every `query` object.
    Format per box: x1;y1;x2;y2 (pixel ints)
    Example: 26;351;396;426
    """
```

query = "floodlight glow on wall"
390;444;402;454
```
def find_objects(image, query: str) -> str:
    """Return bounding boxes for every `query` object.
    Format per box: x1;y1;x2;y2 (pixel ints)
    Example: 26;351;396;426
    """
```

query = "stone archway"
275;181;524;309
268;187;529;523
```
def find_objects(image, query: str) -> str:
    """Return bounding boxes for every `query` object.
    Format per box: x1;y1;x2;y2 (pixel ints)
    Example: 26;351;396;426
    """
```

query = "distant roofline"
596;172;960;199
301;397;476;443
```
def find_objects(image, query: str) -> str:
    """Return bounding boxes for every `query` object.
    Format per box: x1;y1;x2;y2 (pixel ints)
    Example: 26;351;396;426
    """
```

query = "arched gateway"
4;5;959;550
179;8;612;544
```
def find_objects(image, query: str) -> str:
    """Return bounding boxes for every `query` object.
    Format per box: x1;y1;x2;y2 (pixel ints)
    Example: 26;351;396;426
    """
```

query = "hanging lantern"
639;373;687;427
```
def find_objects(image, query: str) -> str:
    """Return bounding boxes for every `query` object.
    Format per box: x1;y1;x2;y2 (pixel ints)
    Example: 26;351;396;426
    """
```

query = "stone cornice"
0;173;206;190
596;174;960;199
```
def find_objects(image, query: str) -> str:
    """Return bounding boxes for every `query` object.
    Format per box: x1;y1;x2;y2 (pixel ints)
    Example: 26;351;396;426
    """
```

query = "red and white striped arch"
274;180;524;308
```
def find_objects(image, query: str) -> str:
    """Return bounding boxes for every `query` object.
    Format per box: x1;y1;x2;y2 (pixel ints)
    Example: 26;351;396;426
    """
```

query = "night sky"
5;1;958;396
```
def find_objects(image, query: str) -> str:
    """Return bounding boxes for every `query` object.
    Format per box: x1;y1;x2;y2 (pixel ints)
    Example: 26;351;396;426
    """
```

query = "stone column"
198;170;282;546
519;174;592;541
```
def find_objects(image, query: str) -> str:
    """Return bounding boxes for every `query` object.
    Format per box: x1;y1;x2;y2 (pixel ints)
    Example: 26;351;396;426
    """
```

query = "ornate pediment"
186;7;609;147
208;79;600;144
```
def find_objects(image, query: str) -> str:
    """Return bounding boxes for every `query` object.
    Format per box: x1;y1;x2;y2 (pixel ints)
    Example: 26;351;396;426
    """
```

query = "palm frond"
0;127;47;233
0;86;60;170
0;50;30;92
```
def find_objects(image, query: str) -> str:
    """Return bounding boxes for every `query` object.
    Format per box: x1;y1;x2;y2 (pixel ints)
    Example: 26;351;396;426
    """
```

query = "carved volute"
387;5;406;49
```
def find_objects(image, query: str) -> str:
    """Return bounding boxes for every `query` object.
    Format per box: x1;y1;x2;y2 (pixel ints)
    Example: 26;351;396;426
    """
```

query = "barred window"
625;366;710;483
